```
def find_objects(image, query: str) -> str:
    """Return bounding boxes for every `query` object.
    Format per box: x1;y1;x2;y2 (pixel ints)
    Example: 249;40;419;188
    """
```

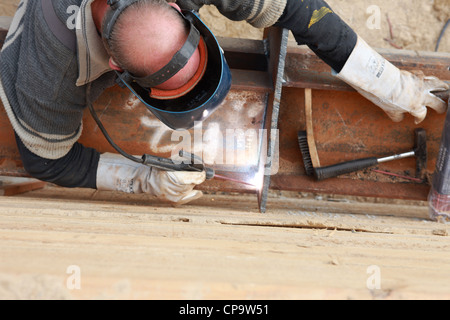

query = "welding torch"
88;89;255;188
142;151;215;180
142;151;256;187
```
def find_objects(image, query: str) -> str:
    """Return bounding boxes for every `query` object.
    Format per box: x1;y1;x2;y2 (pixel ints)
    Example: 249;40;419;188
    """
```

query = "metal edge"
258;27;289;213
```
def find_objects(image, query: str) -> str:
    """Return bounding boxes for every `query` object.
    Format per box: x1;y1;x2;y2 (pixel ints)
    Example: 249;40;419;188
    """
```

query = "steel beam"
1;22;450;208
275;47;450;202
257;28;289;213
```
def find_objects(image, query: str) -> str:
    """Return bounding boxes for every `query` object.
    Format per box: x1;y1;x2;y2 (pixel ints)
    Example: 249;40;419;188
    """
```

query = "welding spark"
213;168;264;190
214;174;257;188
246;169;264;191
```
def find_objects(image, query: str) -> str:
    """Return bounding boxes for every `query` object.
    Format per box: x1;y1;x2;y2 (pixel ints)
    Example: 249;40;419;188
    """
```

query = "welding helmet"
102;0;232;130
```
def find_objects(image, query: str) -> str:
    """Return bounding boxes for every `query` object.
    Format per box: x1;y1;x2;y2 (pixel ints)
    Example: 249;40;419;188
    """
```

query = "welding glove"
96;153;206;205
175;0;286;28
336;36;449;124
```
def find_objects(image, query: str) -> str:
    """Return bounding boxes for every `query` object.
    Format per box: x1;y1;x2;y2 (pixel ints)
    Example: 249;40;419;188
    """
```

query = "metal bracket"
257;28;289;213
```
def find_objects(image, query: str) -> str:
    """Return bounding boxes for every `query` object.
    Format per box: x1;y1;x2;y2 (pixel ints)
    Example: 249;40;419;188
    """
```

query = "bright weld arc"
246;169;265;190
213;168;264;190
214;174;257;188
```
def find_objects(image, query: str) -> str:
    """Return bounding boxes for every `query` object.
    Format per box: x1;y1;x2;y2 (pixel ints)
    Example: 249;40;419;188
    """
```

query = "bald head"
106;1;200;90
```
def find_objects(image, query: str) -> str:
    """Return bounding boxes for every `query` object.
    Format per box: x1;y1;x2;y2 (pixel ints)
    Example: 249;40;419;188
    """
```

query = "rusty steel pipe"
1;24;450;206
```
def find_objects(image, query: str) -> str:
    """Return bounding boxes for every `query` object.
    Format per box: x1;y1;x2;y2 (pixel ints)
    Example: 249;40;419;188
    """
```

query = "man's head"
104;0;200;91
99;0;232;130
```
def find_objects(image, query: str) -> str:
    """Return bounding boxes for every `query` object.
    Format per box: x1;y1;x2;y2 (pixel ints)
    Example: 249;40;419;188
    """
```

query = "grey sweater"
0;0;115;160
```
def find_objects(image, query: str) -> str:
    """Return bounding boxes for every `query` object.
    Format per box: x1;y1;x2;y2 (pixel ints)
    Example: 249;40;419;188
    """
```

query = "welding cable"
86;82;144;165
436;19;450;52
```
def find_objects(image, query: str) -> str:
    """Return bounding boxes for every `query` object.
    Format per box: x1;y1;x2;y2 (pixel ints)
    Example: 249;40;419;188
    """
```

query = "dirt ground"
200;0;450;53
1;0;449;51
0;0;450;301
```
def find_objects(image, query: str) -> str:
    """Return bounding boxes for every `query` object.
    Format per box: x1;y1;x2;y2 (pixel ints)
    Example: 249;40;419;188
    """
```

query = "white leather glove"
96;153;206;205
336;36;449;124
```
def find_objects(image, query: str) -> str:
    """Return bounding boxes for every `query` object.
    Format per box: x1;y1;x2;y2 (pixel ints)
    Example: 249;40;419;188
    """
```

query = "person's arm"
176;0;449;123
175;0;286;28
274;0;449;123
95;152;206;205
1;0;204;205
15;133;99;189
16;133;205;205
273;0;356;73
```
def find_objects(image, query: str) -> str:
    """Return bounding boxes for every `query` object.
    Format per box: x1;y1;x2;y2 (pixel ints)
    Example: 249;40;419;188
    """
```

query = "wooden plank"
0;188;449;300
0;180;47;196
304;88;321;168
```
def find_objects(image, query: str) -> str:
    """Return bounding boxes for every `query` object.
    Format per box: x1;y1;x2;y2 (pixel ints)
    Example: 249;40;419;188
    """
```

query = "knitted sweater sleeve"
15;133;100;189
0;0;103;189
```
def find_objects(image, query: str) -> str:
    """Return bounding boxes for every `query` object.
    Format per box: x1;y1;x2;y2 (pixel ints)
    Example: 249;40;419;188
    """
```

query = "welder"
0;0;448;205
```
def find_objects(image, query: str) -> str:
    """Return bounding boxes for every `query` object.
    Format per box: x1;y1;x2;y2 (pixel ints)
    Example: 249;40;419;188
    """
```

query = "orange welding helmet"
102;0;232;130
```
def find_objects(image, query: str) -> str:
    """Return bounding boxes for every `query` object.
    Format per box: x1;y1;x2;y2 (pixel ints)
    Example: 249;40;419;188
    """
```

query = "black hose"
85;84;213;177
435;19;450;52
86;83;144;164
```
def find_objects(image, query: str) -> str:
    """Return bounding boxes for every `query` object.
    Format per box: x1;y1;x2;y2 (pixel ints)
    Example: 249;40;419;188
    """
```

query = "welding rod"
178;150;255;186
433;82;449;101
434;89;449;101
213;174;257;187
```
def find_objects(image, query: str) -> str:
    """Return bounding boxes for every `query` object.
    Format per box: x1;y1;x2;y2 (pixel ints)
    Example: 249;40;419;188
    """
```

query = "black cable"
436;19;450;52
85;83;212;176
86;83;144;164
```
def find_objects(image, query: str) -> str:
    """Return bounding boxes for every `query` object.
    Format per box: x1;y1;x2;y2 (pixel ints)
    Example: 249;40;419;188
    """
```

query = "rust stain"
0;42;448;200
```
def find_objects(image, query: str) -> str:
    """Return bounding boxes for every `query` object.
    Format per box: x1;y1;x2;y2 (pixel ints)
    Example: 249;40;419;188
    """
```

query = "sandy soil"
200;0;450;52
1;0;448;52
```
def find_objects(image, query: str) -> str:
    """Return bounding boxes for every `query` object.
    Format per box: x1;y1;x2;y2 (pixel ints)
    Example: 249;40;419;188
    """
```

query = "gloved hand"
96;153;206;205
336;36;449;124
175;0;286;28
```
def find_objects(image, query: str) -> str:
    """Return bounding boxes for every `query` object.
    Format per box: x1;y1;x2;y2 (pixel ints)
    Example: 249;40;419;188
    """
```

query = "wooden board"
0;186;449;300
